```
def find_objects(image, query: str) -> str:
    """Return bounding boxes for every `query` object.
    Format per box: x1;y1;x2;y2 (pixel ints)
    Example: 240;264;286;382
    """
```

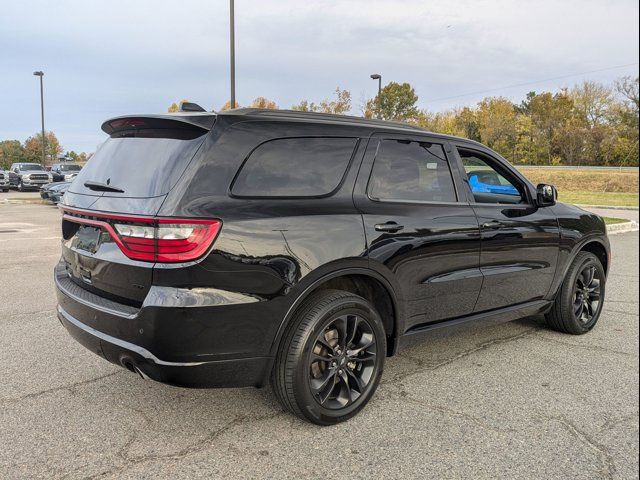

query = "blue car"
468;171;520;196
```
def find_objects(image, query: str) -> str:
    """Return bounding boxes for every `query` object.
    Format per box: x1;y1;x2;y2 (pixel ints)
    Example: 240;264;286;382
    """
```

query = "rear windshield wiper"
83;180;125;193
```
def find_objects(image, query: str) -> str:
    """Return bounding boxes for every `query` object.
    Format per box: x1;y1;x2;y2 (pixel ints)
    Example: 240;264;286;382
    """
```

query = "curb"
607;221;639;235
577;204;639;211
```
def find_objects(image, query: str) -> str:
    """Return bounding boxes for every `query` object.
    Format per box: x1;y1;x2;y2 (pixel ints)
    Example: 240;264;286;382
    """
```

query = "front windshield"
19;164;44;171
61;164;82;172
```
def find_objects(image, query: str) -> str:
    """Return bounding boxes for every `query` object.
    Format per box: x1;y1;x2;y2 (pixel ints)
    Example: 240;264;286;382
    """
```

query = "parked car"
55;109;610;425
468;170;521;196
50;163;82;182
0;170;9;192
9;163;53;191
40;181;71;203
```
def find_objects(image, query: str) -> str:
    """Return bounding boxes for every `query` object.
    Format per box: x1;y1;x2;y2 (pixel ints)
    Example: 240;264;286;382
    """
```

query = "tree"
571;81;614;129
475;97;518;160
292;87;351;114
168;99;190;113
23;131;62;164
368;82;419;121
414;109;464;137
219;100;240;111
0;140;25;169
250;97;278;109
615;76;639;114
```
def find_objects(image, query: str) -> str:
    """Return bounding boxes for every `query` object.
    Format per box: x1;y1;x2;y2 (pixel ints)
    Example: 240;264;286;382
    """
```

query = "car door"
453;144;560;312
354;133;482;330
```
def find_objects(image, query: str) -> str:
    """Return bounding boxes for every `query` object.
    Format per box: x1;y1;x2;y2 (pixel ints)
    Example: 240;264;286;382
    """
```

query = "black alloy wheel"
272;289;386;425
308;313;377;409
573;263;602;325
546;251;606;334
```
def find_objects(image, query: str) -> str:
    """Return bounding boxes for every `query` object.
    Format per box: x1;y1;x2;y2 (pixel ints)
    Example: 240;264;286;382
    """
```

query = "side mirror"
536;183;557;206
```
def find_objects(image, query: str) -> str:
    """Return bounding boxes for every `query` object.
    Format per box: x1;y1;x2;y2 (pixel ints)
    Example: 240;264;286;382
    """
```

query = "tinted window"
70;134;205;198
60;164;82;171
458;149;524;204
368;140;456;203
232;137;357;197
18;163;44;171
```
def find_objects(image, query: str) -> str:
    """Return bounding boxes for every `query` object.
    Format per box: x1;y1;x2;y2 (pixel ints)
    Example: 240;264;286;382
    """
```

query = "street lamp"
229;0;236;109
370;73;382;119
33;71;46;165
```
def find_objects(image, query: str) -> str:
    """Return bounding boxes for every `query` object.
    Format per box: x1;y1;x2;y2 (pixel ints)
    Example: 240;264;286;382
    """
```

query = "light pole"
33;71;46;164
230;0;236;109
370;73;382;119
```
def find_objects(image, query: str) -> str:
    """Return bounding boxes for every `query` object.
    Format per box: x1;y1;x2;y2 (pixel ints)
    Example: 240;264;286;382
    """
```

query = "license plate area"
72;225;102;254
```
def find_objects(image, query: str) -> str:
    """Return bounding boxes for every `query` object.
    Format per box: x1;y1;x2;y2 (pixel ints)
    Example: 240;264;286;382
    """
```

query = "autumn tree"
250;97;278;109
0;140;25;169
366;82;419;121
475;97;518;160
23;131;62;164
168;99;190;113
219;100;240;111
292;87;351;114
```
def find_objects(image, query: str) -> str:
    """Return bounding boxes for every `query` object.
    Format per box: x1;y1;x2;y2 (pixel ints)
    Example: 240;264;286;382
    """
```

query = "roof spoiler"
101;113;216;135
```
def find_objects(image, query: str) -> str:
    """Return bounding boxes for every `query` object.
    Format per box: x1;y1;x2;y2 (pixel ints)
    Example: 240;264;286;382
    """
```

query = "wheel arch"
579;239;609;275
268;268;402;360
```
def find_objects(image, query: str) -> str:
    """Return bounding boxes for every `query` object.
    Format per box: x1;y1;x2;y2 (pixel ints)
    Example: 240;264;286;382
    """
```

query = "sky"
0;0;638;153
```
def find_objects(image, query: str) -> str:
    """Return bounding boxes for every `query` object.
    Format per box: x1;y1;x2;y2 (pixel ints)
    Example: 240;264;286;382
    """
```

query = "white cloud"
1;0;637;151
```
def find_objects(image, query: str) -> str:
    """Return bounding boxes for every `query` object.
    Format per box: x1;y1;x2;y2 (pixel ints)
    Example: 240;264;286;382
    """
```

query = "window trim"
365;137;461;206
454;145;534;206
228;136;361;200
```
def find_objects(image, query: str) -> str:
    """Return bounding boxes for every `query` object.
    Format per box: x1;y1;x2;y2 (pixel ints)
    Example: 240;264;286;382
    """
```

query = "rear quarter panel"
155;118;371;357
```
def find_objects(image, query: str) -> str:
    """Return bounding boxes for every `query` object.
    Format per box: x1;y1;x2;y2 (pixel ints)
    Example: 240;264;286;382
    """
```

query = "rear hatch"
59;114;216;305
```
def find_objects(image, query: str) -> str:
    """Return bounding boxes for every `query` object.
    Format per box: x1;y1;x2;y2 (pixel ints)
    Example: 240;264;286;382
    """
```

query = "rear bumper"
54;261;274;388
57;306;270;387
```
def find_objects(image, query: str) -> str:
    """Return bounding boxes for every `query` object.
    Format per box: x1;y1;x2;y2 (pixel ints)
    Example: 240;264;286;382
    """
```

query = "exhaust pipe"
121;358;149;380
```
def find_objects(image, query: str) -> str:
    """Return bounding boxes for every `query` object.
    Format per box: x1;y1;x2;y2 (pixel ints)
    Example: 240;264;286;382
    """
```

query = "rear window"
70;133;205;198
231;137;358;198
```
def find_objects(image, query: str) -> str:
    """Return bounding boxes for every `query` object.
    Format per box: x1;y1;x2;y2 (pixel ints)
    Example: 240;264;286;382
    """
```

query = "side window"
231;137;357;197
368;139;456;203
458;148;525;204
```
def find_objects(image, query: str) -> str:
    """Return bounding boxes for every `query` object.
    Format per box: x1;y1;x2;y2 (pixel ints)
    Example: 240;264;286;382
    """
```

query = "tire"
18;181;24;192
272;289;386;425
546;251;606;334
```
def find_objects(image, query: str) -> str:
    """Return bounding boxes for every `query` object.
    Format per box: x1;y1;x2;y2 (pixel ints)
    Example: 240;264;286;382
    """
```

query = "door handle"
375;222;404;233
482;220;503;230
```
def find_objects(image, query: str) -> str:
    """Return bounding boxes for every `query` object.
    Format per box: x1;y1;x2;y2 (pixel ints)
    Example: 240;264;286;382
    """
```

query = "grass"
519;168;638;194
516;168;639;207
602;216;629;225
557;191;639;207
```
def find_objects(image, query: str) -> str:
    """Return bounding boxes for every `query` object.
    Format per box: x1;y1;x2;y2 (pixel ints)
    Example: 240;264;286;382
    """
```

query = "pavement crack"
597;414;639;434
533;334;636;357
385;327;540;384
87;411;286;479
545;415;617;479
385;389;515;434
1;371;123;404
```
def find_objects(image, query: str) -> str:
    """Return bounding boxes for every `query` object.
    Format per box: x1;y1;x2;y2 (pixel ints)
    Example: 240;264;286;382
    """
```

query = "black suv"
55;109;610;425
50;163;82;182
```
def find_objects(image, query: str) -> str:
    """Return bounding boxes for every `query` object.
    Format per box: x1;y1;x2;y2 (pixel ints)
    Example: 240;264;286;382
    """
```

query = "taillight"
113;219;221;262
62;209;221;263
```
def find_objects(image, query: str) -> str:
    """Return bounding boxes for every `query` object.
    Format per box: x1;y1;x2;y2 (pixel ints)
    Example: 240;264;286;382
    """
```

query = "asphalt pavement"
0;200;638;479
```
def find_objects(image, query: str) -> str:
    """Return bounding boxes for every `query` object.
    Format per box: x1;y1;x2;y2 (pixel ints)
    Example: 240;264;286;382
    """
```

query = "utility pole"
230;0;236;109
33;71;46;164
